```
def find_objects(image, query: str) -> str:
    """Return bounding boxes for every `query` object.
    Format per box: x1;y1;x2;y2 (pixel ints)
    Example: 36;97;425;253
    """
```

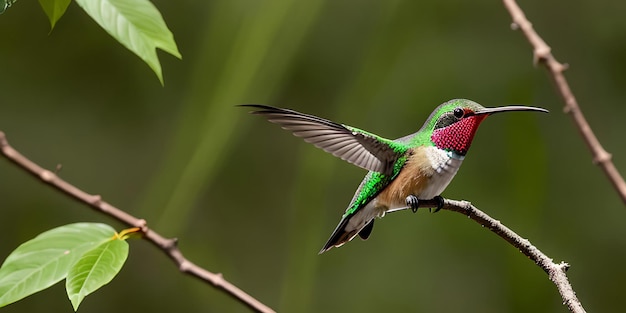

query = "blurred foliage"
1;0;626;312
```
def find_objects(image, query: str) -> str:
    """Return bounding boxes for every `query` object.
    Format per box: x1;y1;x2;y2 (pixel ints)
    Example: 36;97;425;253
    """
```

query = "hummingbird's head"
423;99;548;156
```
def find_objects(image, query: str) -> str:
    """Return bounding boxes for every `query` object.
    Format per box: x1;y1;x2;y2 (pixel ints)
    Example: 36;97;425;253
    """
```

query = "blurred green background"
1;0;626;312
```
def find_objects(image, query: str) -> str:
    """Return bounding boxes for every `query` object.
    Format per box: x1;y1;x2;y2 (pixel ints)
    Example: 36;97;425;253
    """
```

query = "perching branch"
502;0;626;205
0;131;275;313
399;199;586;313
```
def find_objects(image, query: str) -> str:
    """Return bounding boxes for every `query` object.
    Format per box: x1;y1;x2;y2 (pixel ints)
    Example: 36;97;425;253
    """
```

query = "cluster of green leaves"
0;223;134;311
37;0;181;84
0;1;175;310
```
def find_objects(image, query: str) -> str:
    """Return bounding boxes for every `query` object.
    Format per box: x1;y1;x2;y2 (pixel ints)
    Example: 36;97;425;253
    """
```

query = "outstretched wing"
243;104;406;175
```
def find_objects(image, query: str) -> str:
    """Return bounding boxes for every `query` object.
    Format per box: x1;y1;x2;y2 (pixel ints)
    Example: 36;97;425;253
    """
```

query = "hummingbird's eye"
453;107;464;118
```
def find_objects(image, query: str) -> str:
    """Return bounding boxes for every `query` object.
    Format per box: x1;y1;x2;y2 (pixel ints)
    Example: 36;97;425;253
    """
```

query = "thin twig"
443;200;585;313
0;131;275;313
502;0;626;205
396;199;586;313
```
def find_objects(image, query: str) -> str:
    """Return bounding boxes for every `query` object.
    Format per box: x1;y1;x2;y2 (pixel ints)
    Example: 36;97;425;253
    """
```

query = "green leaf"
38;0;72;30
74;0;181;84
0;223;115;307
66;238;128;311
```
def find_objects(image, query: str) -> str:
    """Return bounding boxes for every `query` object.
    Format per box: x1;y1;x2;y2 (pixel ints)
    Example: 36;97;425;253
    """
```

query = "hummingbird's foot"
431;196;444;213
406;195;420;213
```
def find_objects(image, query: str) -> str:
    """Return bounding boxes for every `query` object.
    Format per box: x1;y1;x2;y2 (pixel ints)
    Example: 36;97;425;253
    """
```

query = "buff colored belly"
377;146;463;210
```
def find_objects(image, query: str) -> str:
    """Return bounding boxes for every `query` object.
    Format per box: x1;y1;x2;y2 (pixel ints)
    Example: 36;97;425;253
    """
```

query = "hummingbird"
243;99;547;253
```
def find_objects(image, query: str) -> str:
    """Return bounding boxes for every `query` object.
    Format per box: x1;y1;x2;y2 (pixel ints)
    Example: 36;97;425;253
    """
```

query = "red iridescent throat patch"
431;114;488;156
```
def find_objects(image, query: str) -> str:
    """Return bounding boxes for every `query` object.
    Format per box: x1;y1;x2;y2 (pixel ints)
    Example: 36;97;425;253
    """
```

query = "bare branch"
0;131;275;313
503;0;626;205
395;199;586;313
443;200;585;313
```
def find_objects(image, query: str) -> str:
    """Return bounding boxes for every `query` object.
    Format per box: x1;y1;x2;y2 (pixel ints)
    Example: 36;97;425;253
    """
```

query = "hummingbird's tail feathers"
319;216;354;254
319;216;376;254
242;104;405;176
319;231;357;254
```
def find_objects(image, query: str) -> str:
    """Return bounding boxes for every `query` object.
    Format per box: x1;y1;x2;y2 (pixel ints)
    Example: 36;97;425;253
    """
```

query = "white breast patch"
420;147;464;199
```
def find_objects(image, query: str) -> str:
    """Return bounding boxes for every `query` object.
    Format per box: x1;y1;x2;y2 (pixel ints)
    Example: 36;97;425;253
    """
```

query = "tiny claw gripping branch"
432;196;444;213
405;195;420;213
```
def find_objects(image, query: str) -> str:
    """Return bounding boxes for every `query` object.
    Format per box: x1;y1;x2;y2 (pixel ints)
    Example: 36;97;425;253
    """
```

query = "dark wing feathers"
243;104;402;175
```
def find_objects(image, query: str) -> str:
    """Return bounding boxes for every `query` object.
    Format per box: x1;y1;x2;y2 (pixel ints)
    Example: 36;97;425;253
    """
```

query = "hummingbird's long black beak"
475;106;549;115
